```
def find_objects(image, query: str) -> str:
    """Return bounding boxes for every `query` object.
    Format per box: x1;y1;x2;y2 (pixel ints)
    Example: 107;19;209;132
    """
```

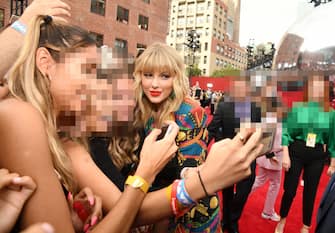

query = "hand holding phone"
157;124;174;140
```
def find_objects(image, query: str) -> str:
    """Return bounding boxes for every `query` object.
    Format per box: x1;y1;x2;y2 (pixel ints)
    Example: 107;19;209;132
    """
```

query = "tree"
187;64;202;77
211;65;240;77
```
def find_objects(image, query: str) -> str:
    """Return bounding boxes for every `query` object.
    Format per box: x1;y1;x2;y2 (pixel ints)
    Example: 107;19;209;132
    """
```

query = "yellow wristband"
125;175;149;193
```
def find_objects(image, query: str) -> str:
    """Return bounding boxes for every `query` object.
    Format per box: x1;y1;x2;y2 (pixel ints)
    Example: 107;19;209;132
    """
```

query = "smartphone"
258;131;275;156
72;200;91;223
157;124;173;140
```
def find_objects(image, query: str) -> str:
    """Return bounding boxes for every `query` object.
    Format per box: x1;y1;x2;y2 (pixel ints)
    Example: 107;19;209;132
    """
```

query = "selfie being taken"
0;1;335;233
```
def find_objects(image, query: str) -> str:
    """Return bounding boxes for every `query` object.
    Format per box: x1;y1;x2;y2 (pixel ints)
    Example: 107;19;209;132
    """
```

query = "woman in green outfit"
275;75;335;233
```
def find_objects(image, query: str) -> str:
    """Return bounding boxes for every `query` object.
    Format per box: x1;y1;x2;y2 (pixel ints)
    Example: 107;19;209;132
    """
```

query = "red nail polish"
91;216;98;226
88;197;94;206
83;224;90;232
67;192;73;201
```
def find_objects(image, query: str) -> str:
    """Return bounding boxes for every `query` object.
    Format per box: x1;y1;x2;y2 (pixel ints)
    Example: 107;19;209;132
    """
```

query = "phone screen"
157;126;169;140
258;131;275;156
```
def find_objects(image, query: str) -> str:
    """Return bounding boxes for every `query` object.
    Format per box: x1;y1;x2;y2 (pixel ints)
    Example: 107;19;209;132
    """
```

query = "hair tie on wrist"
197;169;209;197
44;15;53;24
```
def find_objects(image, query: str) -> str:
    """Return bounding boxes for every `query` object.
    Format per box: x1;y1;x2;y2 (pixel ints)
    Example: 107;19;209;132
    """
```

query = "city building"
166;0;247;76
0;0;169;56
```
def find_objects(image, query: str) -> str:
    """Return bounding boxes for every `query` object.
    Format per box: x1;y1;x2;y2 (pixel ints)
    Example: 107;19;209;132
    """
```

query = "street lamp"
185;29;200;77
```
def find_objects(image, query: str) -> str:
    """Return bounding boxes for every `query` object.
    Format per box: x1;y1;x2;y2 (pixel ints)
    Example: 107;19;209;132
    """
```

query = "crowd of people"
0;1;335;233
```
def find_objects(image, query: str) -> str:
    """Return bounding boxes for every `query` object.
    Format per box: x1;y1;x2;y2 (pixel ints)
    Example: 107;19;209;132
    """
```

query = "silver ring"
238;134;245;143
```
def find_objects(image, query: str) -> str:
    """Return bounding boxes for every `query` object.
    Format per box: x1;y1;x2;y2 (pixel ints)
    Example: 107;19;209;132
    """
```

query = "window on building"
197;3;205;12
178;3;186;14
177;17;185;26
176;43;183;51
116;6;129;24
177;29;183;38
204;56;207;64
187;3;195;13
0;9;4;29
138;15;149;30
115;38;128;49
10;0;28;16
216;58;220;66
90;32;104;47
187;16;194;26
196;16;204;25
204;42;208;51
143;0;150;4
90;0;105;16
203;69;206;75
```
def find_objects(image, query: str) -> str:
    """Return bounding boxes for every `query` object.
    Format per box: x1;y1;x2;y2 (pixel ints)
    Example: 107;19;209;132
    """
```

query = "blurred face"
48;46;134;136
309;79;324;99
141;70;174;104
231;80;249;99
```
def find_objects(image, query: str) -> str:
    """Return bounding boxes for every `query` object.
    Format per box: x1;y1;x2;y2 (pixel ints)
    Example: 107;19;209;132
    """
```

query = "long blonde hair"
7;16;96;193
133;42;189;128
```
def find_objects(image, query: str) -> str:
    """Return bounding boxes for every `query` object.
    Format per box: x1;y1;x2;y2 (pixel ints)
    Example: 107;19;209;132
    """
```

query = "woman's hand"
200;129;263;194
67;187;102;233
282;146;291;171
327;166;335;177
0;169;36;233
136;121;179;184
19;0;71;24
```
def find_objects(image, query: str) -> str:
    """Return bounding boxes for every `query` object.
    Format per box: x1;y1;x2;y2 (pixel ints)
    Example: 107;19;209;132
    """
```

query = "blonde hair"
7;16;96;193
133;42;189;128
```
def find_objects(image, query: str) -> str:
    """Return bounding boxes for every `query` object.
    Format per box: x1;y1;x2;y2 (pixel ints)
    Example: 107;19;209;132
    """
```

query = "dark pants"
280;140;326;226
210;103;215;115
222;160;256;231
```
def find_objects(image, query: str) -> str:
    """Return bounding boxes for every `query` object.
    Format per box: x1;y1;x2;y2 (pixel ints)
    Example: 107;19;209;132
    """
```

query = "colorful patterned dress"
144;97;222;233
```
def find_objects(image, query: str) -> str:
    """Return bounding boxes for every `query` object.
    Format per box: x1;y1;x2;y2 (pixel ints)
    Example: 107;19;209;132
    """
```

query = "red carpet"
240;166;330;233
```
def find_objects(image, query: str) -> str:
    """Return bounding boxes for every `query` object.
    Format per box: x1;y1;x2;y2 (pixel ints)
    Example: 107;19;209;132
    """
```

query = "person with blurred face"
208;76;261;233
275;75;334;233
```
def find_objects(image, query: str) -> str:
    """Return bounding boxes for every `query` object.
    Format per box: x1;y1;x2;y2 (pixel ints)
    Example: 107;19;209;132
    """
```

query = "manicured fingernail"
12;177;22;183
67;192;72;201
83;224;90;232
88;197;95;206
41;223;55;233
90;216;98;226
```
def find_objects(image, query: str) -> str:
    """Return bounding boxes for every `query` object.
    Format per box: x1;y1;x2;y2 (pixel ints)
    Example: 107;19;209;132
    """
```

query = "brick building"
0;0;169;56
166;0;247;76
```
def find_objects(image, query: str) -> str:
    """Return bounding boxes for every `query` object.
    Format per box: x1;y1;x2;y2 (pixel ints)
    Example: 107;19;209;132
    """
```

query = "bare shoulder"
0;98;51;167
0;98;45;130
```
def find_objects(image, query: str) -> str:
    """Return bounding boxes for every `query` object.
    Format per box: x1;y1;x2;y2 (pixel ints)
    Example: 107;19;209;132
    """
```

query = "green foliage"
187;64;202;77
211;65;240;77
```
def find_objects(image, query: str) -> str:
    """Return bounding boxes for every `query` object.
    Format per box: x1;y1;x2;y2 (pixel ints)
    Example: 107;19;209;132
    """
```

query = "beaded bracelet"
11;20;27;35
